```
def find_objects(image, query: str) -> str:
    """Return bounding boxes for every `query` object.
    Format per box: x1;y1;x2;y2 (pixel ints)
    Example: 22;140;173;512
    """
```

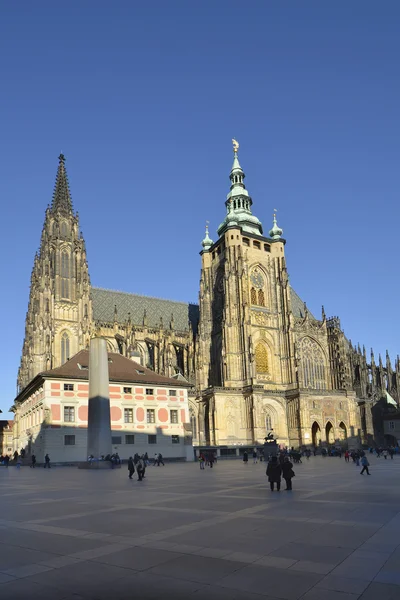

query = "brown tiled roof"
40;350;190;388
0;420;14;430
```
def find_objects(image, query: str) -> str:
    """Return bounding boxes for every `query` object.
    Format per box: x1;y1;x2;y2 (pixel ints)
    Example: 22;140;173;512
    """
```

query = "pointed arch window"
255;343;269;374
300;337;326;390
61;251;70;299
250;288;257;304
265;412;273;431
61;222;68;237
61;331;70;364
258;290;265;307
250;269;266;307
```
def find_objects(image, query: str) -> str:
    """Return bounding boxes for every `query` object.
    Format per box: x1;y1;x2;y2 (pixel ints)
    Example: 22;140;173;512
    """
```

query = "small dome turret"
201;223;213;251
269;211;283;240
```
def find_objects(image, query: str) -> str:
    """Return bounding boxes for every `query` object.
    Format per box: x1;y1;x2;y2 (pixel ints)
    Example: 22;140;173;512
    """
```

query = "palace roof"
40;350;190;388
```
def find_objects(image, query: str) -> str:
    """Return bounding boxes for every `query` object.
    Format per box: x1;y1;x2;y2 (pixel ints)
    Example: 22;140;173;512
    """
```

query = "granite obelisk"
87;337;112;459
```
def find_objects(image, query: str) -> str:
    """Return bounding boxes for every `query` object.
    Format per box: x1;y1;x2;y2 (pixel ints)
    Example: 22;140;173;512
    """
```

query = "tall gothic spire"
51;154;73;215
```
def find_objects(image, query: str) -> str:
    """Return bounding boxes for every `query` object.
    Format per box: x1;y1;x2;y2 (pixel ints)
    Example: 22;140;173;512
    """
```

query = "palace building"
13;145;400;457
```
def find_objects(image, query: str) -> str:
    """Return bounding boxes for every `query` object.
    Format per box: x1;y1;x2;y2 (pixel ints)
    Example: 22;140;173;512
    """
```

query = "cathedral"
16;145;400;450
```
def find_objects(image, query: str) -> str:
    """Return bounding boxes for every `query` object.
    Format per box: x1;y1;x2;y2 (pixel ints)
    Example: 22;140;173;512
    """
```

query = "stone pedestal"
86;337;112;459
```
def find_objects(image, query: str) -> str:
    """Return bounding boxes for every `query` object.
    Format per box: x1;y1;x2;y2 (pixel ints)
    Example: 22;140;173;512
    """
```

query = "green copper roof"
269;213;283;240
201;224;213;251
218;148;263;237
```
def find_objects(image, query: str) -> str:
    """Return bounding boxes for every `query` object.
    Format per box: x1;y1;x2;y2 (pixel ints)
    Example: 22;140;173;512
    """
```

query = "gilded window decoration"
300;337;326;390
255;343;268;374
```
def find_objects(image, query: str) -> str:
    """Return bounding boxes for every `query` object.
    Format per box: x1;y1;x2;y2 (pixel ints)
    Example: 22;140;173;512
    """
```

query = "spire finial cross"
232;138;239;154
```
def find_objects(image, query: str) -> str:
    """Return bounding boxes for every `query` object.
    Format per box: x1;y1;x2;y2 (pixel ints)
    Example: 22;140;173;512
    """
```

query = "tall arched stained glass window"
300;337;326;390
61;251;70;298
250;288;257;304
61;331;70;364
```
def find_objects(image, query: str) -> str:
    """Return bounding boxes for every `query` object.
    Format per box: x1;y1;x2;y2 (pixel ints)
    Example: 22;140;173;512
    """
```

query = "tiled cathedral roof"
92;286;314;329
92;288;199;332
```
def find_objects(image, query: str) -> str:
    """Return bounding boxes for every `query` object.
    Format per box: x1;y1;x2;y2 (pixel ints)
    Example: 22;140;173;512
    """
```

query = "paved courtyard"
0;456;400;599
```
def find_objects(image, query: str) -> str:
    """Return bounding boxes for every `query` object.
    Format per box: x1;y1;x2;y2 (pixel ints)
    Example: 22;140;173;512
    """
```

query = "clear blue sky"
1;1;399;417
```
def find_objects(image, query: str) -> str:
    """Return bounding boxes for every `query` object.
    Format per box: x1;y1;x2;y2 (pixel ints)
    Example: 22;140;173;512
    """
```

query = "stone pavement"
0;455;400;599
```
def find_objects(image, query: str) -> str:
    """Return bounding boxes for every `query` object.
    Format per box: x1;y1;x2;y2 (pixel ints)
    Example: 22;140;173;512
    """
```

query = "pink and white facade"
12;352;193;463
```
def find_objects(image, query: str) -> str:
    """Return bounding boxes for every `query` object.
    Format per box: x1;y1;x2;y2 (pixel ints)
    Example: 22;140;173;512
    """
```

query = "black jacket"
266;462;282;482
281;461;295;479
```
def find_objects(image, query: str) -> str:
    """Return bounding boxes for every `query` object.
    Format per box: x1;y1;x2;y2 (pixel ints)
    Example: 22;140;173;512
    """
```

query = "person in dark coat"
266;456;282;491
137;457;145;481
128;457;135;479
282;456;295;490
44;454;51;468
30;454;36;468
243;451;248;464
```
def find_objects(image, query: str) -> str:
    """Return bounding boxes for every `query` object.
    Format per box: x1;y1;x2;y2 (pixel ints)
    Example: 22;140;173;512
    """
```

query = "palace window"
190;408;197;439
389;421;395;430
125;435;135;444
124;408;133;423
170;410;178;424
146;388;154;396
60;251;70;299
123;387;132;394
148;435;157;444
172;435;180;444
63;406;75;422
112;436;122;445
253;241;261;249
169;390;177;397
64;435;75;446
147;409;155;423
300;337;326;390
255;343;269;374
61;332;70;364
63;383;73;391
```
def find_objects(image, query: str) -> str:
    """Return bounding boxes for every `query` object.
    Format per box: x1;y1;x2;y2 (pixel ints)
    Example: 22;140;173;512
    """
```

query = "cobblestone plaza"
1;456;400;599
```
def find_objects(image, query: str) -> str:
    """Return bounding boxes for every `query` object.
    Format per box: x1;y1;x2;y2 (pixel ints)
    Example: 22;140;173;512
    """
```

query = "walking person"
137;457;145;481
344;450;350;463
243;451;248;465
199;453;205;470
157;453;164;466
30;454;36;468
382;449;388;460
44;454;51;468
360;455;371;475
153;453;158;466
282;456;295;491
128;456;135;479
252;448;258;464
266;456;282;492
208;452;214;468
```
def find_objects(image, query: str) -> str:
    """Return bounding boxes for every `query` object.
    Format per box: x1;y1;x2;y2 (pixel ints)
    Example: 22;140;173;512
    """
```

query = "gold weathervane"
232;138;239;153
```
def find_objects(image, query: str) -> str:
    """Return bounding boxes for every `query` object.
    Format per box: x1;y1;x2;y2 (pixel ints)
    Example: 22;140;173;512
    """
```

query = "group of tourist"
127;452;165;481
198;451;217;469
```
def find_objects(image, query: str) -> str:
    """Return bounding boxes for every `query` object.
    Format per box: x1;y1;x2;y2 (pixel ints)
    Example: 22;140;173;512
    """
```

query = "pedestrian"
266;456;282;492
252;448;258;464
344;450;350;463
44;453;51;468
128;456;135;479
30;454;36;468
199;453;205;470
243;451;248;465
208;452;214;468
360;455;371;475
4;455;10;468
382;449;388;460
157;453;164;466
137;457;145;481
282;456;295;491
144;452;150;466
13;450;18;462
153;453;158;466
389;448;394;460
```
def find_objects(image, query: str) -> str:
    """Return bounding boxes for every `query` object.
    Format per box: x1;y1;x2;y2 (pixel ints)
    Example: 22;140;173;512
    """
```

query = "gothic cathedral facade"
16;149;400;449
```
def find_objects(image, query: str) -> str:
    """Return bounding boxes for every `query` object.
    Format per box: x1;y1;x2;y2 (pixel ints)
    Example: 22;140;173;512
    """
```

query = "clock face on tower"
250;270;264;289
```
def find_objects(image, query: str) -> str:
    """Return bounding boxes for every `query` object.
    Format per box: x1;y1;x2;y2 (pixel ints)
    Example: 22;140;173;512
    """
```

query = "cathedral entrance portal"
311;422;321;447
326;421;335;445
